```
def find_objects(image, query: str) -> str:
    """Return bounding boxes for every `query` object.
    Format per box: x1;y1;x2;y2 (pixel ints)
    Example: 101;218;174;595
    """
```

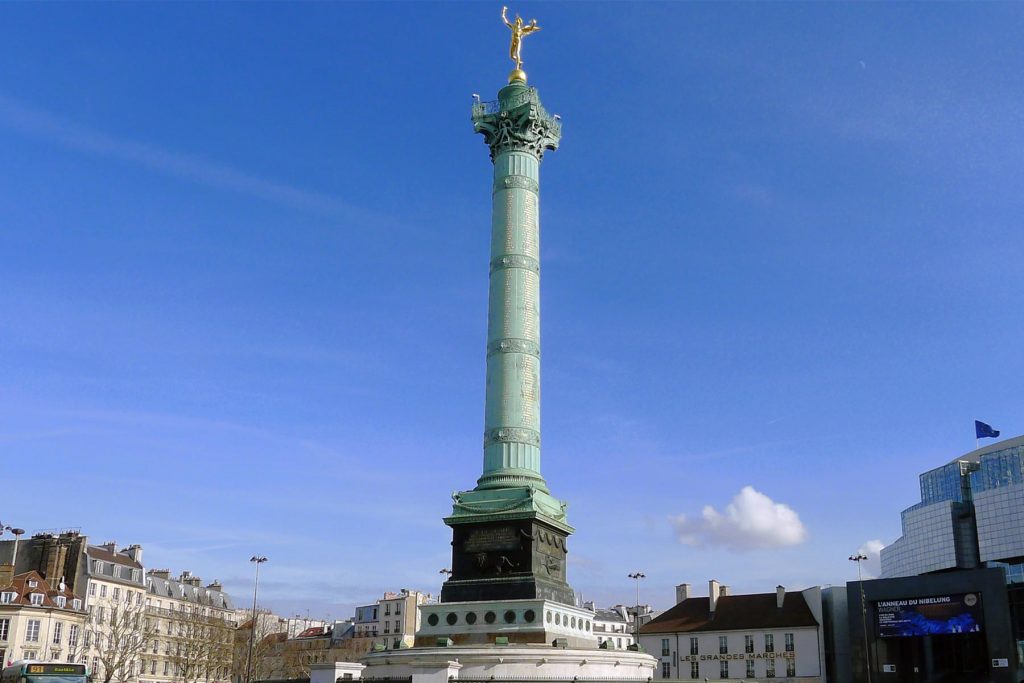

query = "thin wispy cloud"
0;94;378;220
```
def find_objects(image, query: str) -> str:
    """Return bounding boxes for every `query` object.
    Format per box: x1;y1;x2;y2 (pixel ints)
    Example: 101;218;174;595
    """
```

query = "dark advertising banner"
876;593;983;637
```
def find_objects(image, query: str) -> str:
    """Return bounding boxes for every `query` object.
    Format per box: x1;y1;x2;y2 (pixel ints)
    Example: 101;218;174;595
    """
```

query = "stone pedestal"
416;599;598;649
360;646;656;682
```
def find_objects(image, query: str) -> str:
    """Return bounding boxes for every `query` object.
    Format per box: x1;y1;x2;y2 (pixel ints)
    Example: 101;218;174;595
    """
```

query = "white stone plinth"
417;599;598;648
361;645;656;682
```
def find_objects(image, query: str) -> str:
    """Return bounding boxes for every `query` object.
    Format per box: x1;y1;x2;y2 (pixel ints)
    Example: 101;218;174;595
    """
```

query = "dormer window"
0;592;15;604
30;593;44;605
72;599;82;610
27;580;38;588
55;596;67;608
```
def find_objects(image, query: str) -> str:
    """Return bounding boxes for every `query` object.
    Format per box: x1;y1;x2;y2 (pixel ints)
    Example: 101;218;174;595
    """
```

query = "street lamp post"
438;568;453;601
245;555;268;683
628;571;645;648
849;553;872;683
1;525;25;567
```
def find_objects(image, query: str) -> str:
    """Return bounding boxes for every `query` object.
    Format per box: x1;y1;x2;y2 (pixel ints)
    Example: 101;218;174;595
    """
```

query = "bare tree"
168;606;234;683
74;599;158;683
231;611;282;683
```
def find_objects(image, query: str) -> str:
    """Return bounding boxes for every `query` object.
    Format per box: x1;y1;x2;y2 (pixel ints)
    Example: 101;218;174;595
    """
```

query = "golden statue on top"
502;6;540;82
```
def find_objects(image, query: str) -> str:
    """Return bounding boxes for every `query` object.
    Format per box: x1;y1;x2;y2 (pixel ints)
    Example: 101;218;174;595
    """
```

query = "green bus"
0;662;89;683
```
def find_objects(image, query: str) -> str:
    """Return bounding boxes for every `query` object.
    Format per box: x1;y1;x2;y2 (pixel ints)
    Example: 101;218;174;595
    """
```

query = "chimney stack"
149;569;171;580
709;579;720;613
100;541;117;553
675;583;691;604
124;544;143;564
720;585;730;597
776;585;785;609
207;580;223;592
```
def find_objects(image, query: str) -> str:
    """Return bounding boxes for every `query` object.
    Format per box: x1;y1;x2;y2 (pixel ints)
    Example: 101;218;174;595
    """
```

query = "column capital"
472;83;561;162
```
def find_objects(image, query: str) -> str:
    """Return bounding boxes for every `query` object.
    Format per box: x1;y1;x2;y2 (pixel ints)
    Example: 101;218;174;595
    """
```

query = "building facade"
639;581;826;682
839;569;1015;683
585;604;633;650
0;569;87;666
877;435;1024;681
142;569;235;683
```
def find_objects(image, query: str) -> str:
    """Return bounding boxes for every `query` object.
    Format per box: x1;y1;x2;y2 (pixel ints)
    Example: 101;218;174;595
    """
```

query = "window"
0;619;9;640
27;580;38;588
29;593;43;605
766;661;775;678
66;653;75;663
661;662;671;678
785;632;794;652
97;606;105;623
394;620;400;632
68;625;79;648
764;633;774;652
55;596;67;608
395;603;401;615
690;661;699;679
392;638;400;649
89;583;96;597
53;622;63;644
152;639;158;654
25;650;38;660
787;659;796;677
745;634;754;653
150;661;156;675
72;599;82;610
746;660;755;678
100;585;107;598
84;631;92;648
719;660;728;679
113;587;120;601
0;592;15;604
689;636;698;655
661;638;670;656
164;662;170;675
92;658;99;674
26;620;41;642
719;635;728;654
385;604;391;616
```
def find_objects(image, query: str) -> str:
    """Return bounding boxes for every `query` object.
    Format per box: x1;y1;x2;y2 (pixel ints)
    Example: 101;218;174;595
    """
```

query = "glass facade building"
880;436;1024;674
882;437;1024;579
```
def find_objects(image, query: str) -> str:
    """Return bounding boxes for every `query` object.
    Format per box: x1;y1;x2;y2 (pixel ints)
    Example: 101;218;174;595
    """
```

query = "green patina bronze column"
440;60;576;606
475;80;560;492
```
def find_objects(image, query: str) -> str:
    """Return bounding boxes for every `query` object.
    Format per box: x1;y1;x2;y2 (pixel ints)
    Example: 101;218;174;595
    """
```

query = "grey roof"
85;545;146;587
593;608;627;623
147;572;234;611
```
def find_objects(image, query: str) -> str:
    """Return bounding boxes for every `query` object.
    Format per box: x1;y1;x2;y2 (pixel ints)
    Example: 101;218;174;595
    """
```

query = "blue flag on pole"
975;420;1000;439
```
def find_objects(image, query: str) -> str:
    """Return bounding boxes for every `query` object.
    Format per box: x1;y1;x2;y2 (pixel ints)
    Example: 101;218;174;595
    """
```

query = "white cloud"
855;539;885;578
670;486;808;550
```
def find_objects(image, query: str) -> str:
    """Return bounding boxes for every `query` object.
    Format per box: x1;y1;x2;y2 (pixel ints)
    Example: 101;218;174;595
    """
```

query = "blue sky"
2;2;1022;620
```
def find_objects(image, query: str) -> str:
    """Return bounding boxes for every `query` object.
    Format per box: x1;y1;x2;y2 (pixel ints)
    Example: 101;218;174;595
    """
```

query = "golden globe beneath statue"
508;68;527;83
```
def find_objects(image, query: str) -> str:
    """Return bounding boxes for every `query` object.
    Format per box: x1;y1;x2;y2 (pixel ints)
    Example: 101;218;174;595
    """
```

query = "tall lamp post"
849;553;872;683
438;568;453;601
245;555;268;683
628;571;645;647
1;525;26;567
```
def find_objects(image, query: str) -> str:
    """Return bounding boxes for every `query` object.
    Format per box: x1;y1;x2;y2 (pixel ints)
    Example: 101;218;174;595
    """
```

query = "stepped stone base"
360;645;657;682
